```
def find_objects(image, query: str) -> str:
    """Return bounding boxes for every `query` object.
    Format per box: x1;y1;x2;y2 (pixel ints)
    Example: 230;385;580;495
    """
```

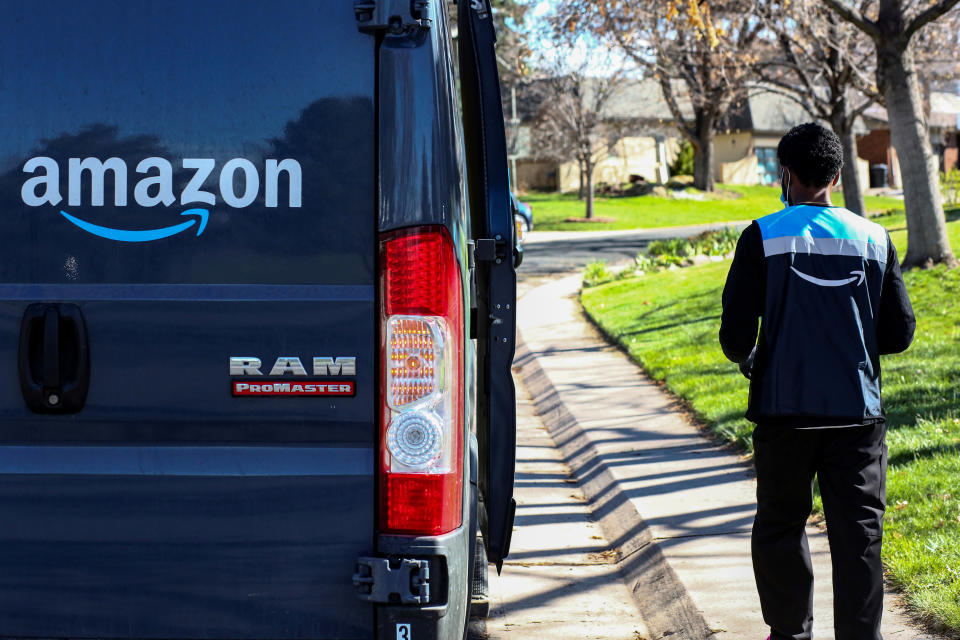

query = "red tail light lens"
379;226;463;535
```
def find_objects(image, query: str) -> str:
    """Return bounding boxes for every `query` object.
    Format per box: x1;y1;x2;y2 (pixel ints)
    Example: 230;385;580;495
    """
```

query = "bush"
582;260;615;288
691;226;740;255
669;140;696;178
636;227;740;271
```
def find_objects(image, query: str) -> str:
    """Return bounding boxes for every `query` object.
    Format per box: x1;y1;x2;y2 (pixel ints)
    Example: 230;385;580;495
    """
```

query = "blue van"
0;1;516;639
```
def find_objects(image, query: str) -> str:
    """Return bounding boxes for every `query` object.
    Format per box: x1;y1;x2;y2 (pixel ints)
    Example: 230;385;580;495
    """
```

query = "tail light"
379;226;464;535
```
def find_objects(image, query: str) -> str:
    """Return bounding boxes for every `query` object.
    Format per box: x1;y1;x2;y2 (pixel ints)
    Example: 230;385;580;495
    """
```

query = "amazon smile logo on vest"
791;266;866;287
20;156;302;242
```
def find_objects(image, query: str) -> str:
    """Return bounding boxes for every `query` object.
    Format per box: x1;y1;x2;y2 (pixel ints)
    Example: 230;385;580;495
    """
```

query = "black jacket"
719;205;915;428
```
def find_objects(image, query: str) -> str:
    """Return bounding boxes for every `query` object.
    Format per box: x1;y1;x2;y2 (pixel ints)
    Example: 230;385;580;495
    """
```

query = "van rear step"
470;535;490;618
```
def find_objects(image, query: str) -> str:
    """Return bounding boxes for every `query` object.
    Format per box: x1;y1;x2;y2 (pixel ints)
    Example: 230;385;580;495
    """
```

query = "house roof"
931;91;960;129
862;91;960;130
745;91;813;135
513;76;847;134
601;78;694;122
511;76;694;124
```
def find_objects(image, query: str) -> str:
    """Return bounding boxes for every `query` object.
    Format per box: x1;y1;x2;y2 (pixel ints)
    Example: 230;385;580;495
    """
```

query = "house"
930;91;960;174
508;76;959;193
712;91;872;189
857;90;960;188
509;77;685;192
508;78;828;191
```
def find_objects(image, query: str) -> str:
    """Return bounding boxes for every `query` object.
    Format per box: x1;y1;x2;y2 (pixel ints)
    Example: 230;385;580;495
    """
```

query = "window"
756;148;780;186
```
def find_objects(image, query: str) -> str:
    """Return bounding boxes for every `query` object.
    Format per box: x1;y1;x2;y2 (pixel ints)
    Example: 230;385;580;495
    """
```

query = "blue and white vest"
749;205;890;423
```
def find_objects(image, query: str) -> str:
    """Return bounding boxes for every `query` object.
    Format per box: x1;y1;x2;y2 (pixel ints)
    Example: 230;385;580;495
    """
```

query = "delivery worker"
719;122;916;640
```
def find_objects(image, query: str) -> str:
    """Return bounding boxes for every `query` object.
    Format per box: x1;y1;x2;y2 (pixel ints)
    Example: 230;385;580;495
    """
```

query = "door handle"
19;303;90;413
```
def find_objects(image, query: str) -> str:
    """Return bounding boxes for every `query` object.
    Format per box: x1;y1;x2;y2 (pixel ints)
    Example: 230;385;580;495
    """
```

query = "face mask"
780;168;791;207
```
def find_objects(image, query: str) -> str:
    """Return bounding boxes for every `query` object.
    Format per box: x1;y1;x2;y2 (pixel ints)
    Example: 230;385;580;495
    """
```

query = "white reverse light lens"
387;316;445;410
386;411;444;470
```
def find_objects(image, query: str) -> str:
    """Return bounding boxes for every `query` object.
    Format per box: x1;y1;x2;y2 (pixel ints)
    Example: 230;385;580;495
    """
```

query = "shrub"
637;226;740;272
669;140;696;178
583;260;615;288
690;226;740;256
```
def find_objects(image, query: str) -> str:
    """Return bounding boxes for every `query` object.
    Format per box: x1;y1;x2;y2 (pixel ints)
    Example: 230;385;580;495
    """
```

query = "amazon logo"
20;156;302;243
791;266;866;287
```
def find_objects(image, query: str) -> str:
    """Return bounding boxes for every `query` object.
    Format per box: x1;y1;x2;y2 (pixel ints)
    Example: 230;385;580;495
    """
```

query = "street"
519;223;748;276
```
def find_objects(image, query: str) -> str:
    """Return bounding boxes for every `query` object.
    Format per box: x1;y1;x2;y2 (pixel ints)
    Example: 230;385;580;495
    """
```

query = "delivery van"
0;1;516;638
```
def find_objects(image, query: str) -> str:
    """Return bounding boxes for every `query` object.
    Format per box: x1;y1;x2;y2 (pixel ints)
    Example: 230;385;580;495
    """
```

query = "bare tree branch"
820;0;882;39
905;0;960;41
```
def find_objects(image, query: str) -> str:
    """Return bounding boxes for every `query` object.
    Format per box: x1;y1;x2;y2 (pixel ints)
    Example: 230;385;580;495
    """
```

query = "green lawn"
524;185;905;231
580;217;960;635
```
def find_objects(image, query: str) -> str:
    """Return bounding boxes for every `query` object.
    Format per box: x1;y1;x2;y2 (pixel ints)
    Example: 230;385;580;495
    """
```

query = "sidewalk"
484;378;651;640
514;274;930;640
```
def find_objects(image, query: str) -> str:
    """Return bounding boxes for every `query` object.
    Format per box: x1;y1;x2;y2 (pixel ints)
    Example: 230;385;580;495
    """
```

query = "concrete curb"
514;336;716;640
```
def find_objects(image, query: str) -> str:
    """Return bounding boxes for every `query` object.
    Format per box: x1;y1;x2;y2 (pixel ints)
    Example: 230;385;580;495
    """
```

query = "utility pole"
509;84;520;192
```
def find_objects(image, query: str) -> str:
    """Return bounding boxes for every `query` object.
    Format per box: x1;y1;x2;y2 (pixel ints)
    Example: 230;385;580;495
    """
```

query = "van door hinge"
353;557;430;605
355;0;432;35
474;237;508;264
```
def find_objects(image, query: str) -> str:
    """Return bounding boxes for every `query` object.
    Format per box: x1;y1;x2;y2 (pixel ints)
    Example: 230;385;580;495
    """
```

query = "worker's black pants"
752;422;887;640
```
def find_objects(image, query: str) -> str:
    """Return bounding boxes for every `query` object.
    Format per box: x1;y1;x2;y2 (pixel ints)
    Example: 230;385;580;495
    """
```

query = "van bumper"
374;522;473;640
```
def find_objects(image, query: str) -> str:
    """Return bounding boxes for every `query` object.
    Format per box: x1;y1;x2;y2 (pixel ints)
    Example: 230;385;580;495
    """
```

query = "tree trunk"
585;160;596;219
879;43;957;267
693;133;716;192
578;159;586;200
834;116;866;216
692;111;717;192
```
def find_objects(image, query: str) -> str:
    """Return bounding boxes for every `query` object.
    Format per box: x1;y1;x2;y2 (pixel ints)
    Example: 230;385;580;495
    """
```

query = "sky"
522;0;640;77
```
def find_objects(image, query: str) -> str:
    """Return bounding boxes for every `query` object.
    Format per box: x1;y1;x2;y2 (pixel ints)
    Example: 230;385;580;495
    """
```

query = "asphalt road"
517;222;749;277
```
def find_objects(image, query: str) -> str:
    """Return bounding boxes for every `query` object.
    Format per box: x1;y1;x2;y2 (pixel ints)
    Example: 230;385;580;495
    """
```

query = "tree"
448;1;531;85
491;0;531;85
755;3;878;215
529;37;631;218
819;0;960;267
556;0;762;192
531;71;630;218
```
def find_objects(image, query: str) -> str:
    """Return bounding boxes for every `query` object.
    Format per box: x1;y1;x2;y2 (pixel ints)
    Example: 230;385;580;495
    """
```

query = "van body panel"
0;1;377;637
377;25;468;243
0;296;375;437
0;453;373;639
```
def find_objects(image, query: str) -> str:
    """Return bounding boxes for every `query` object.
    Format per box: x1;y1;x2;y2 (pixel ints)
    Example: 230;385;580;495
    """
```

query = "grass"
524;184;905;231
580;215;960;635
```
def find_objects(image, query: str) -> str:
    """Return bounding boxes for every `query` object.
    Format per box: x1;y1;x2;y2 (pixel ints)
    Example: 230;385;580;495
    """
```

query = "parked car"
0;1;516;639
511;193;534;244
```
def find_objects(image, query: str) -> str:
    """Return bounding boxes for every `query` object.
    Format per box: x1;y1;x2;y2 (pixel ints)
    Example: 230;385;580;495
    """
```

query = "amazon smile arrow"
791;266;866;287
59;209;209;243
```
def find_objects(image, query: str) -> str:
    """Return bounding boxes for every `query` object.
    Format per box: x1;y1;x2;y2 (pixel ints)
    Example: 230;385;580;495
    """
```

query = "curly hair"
777;122;843;188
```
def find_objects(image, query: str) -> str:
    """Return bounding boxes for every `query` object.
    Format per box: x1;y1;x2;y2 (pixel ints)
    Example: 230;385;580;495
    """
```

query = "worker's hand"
739;346;757;380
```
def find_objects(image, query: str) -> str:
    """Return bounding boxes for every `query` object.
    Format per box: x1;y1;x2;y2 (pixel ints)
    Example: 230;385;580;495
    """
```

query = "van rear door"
0;2;376;638
458;0;518;571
